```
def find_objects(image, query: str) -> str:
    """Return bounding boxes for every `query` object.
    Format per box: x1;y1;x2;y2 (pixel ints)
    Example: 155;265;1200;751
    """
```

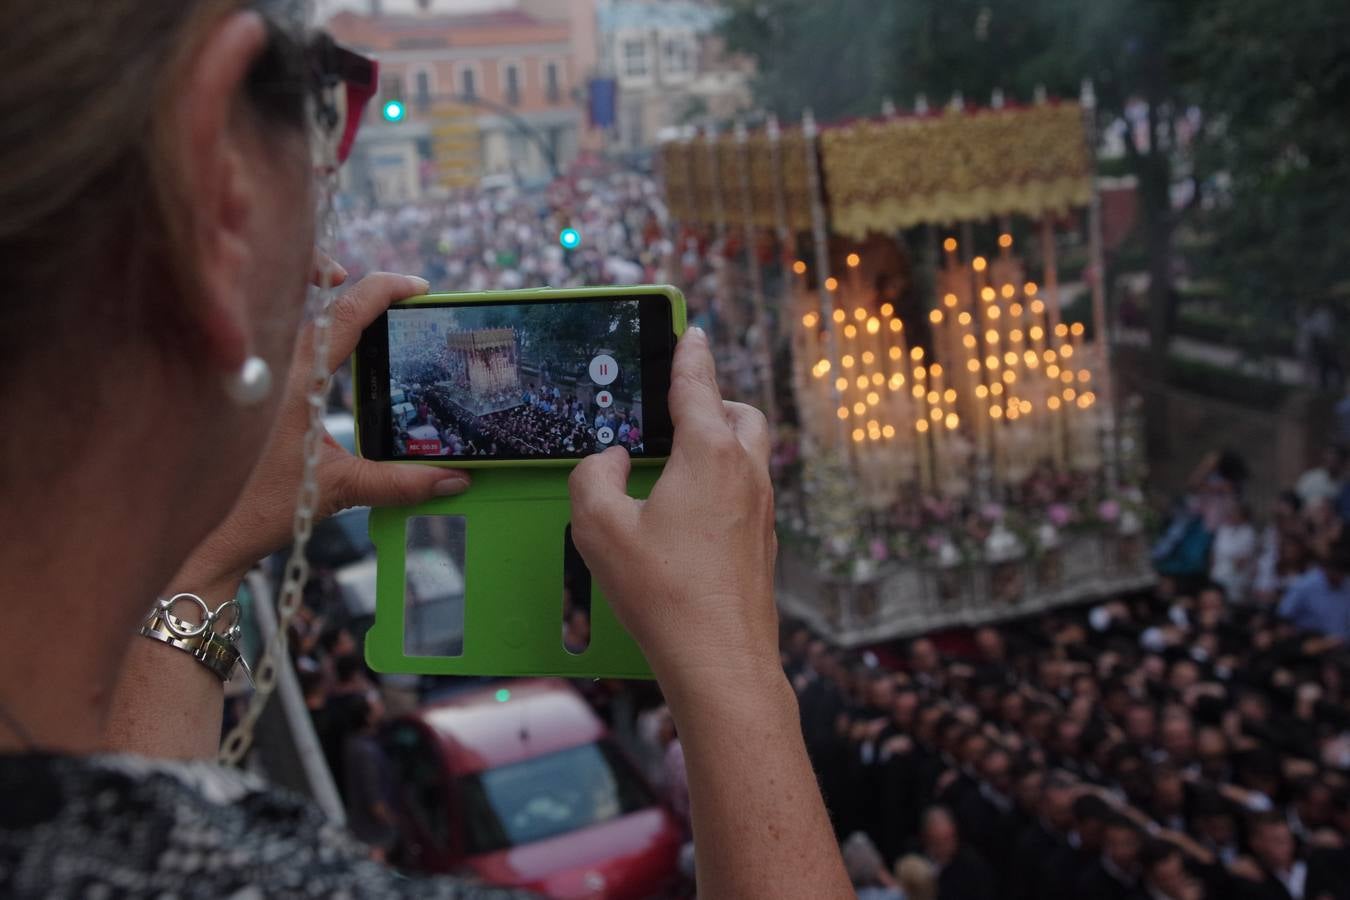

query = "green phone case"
359;286;686;679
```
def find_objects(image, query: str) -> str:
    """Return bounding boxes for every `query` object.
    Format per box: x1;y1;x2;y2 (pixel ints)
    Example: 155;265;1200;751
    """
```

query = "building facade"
328;7;586;202
597;0;751;151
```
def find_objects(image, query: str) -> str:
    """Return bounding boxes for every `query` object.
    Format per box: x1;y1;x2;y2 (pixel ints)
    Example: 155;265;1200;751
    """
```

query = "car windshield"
460;740;654;854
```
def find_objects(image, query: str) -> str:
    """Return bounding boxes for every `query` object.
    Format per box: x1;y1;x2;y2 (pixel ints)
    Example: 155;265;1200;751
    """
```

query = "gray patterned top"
0;753;538;899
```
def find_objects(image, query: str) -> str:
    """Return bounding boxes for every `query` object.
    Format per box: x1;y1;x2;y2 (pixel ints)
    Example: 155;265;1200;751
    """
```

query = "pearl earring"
223;356;273;407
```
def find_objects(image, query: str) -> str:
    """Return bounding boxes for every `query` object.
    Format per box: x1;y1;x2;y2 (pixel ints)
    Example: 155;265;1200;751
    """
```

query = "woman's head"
2;0;320;552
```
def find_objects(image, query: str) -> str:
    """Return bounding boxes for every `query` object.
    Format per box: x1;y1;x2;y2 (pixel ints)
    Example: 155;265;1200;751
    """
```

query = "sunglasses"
250;20;378;166
307;31;378;165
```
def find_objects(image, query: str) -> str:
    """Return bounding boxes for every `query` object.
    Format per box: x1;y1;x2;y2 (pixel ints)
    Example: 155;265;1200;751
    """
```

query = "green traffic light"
382;100;406;123
559;228;581;249
495;688;511;703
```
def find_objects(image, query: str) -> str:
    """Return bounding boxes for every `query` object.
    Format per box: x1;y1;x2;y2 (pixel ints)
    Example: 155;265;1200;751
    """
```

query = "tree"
719;0;898;119
721;0;1207;369
1186;0;1350;342
882;0;1211;373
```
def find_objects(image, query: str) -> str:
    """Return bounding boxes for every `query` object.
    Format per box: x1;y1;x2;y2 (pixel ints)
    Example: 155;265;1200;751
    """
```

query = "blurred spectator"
843;832;904;900
1278;538;1350;640
1296;446;1347;510
1141;839;1203;900
1254;492;1308;605
1212;504;1259;604
342;691;398;861
1075;814;1144;899
920;806;994;900
1238;811;1350;899
895;854;937;900
1336;384;1350;446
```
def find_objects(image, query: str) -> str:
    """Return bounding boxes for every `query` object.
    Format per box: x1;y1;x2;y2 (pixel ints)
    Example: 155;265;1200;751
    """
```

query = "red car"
382;678;683;899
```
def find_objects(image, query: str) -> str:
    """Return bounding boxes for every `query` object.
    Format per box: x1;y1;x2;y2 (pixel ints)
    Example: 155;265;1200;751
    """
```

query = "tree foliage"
1187;0;1350;321
719;0;1350;357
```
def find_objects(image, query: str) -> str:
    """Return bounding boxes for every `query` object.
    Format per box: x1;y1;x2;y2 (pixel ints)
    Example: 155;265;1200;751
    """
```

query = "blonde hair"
895;854;937;900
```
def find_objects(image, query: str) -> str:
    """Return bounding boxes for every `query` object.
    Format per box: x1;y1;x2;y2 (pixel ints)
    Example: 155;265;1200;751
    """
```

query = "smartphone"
353;286;683;464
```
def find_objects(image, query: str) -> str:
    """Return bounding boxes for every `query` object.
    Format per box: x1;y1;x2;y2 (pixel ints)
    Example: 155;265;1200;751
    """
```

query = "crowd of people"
785;422;1350;900
335;173;679;297
785;584;1350;899
1153;443;1350;638
392;377;644;458
322;174;1350;899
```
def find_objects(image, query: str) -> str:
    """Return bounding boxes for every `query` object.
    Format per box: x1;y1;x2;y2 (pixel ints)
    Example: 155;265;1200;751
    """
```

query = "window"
414;70;432;112
545;61;562;104
504;63;521;106
622;39;648;78
459;741;655;854
459;66;477;100
662;37;692;76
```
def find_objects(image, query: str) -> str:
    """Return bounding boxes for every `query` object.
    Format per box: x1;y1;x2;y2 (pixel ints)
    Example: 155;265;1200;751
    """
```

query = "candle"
929;363;947;494
916;418;933;494
913;360;933;492
846;251;864;298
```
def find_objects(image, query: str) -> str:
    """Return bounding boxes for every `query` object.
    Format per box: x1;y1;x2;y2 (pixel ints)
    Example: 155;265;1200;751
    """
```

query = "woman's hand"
171;272;470;598
568;326;778;689
569;328;850;899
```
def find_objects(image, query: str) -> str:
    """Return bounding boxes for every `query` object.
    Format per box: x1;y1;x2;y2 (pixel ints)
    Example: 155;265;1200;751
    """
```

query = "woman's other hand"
172;271;469;597
569;327;851;897
568;326;777;688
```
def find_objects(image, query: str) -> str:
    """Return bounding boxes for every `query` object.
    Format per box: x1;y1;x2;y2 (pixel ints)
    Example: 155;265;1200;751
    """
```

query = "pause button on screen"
589;354;618;386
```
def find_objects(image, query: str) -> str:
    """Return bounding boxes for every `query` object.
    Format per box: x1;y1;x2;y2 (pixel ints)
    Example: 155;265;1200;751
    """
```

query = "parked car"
383;679;682;898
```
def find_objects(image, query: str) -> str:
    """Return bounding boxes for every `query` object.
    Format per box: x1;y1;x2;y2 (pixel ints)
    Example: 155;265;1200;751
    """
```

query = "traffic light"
559;227;581;250
381;99;406;123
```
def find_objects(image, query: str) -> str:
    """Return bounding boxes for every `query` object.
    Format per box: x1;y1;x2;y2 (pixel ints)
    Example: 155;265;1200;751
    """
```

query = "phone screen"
358;294;675;462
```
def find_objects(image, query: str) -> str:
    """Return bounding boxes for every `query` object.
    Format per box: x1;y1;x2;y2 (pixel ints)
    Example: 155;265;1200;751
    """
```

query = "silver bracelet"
139;593;251;684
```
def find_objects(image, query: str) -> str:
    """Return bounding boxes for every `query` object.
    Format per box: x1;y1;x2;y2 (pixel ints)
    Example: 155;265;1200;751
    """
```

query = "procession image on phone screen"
386;300;648;460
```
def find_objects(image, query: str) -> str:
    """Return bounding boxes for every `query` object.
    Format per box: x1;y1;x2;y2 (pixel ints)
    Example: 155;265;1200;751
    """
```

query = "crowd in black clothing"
785;579;1350;900
475;397;597;457
392;376;642;458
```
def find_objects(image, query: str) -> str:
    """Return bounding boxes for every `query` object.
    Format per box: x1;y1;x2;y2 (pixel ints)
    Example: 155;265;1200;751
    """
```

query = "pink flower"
870;538;889;562
1047;503;1073;527
925;534;945;553
1098;499;1122;523
981;502;1005;523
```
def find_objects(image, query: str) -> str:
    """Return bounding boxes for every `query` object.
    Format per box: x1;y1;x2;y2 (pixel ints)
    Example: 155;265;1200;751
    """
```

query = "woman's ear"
170;10;269;373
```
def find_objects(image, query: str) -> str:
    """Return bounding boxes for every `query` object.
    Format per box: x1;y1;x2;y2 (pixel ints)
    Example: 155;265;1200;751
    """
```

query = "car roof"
409;678;606;775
